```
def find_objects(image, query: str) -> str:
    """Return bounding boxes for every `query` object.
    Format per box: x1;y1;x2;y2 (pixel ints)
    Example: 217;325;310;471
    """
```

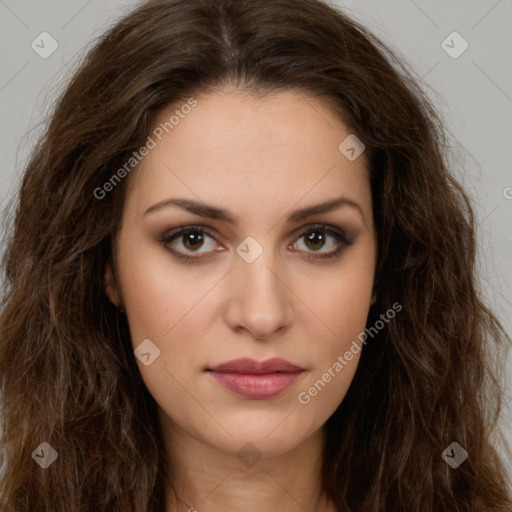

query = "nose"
223;249;294;341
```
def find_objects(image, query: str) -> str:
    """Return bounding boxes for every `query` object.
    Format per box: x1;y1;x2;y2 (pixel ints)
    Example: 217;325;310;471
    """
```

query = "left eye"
161;224;352;262
292;226;347;255
163;228;219;256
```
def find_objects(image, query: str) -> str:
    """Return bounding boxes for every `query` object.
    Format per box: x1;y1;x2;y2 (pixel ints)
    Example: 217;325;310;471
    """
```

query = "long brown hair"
1;0;510;510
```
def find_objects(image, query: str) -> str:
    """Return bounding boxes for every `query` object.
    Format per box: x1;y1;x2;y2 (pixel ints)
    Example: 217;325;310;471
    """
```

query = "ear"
104;261;122;308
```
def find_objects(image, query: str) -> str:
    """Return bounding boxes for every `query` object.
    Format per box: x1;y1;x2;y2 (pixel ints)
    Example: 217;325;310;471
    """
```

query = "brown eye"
292;224;353;260
161;226;220;261
303;230;327;251
180;230;205;251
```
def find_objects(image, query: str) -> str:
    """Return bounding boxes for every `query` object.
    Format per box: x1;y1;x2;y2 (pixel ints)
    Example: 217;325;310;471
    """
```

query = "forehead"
125;88;371;223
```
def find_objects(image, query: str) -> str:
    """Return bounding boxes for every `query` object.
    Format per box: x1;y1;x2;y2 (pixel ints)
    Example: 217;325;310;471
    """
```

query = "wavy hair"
0;0;510;510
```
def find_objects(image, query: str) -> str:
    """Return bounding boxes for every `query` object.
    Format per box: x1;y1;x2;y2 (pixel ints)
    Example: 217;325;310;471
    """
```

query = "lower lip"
207;371;303;399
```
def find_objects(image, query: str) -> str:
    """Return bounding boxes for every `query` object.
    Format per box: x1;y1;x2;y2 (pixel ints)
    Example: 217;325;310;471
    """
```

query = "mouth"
206;358;305;399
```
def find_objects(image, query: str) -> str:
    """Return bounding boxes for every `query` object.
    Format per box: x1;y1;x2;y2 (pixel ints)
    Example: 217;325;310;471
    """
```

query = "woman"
0;0;510;510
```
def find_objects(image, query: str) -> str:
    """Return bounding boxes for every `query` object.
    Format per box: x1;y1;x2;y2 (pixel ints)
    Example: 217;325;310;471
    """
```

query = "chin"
201;411;320;458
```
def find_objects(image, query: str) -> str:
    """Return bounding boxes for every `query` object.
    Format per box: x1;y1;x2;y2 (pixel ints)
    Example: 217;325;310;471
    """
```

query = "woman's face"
105;88;377;458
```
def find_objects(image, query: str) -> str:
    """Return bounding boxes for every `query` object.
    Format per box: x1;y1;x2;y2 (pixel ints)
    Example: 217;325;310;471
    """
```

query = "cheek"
293;262;372;408
299;264;373;345
117;244;222;400
296;352;360;420
294;281;365;416
117;242;216;344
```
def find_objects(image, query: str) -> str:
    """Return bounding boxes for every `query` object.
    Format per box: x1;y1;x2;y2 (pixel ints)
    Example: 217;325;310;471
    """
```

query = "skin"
105;87;377;511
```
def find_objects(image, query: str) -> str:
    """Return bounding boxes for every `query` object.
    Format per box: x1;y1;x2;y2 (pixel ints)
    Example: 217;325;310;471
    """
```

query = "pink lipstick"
207;358;304;399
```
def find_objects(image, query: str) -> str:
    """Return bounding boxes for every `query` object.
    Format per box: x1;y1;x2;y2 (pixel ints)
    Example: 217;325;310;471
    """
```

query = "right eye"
161;226;224;262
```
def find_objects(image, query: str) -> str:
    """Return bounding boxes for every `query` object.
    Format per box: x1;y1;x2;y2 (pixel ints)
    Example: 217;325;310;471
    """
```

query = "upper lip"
207;358;304;374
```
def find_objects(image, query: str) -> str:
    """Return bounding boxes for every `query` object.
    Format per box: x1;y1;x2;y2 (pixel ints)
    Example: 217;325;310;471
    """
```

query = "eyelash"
160;224;354;263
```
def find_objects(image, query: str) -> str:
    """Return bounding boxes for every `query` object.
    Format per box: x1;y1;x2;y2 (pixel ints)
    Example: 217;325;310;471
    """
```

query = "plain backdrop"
0;0;511;479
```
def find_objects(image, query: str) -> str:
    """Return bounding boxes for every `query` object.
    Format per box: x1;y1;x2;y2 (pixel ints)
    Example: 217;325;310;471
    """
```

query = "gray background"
1;0;511;479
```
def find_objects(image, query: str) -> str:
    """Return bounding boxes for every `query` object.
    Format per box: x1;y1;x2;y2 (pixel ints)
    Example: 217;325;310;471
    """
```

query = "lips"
206;358;305;399
208;357;303;374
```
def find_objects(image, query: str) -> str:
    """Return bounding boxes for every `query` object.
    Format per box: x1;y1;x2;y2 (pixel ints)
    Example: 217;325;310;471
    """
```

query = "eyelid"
292;223;352;244
161;225;220;246
162;223;350;243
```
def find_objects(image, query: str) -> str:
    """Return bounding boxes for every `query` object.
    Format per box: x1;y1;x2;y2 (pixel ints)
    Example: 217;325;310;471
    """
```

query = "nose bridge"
237;240;283;304
226;237;293;338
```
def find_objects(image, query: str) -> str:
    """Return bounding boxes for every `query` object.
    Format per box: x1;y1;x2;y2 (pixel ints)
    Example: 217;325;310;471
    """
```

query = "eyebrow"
143;195;365;224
